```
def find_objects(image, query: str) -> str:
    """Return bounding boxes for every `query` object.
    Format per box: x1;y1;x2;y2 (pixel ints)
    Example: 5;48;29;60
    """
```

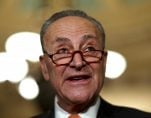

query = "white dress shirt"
55;97;100;118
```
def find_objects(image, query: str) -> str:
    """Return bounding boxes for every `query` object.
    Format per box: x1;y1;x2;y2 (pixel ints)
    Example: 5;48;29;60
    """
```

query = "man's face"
40;16;107;109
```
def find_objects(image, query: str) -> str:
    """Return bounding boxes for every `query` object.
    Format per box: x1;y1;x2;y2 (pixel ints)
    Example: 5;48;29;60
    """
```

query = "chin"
67;92;95;105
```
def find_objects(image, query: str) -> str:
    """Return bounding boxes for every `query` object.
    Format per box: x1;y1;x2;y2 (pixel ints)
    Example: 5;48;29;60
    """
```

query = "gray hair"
40;9;105;52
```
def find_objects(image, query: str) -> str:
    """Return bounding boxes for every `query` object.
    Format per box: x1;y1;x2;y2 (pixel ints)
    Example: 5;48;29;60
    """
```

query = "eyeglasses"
44;50;106;66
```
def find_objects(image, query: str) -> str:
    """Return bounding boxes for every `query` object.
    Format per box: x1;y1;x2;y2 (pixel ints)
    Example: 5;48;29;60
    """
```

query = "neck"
57;96;98;113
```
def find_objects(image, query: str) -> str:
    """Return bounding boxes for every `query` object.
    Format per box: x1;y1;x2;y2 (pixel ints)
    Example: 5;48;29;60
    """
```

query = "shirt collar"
55;97;100;118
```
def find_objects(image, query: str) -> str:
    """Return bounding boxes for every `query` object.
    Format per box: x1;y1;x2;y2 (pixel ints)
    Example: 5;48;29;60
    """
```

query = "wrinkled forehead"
43;16;103;49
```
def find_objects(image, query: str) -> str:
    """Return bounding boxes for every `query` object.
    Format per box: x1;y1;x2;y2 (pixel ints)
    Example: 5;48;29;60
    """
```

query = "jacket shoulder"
99;98;151;118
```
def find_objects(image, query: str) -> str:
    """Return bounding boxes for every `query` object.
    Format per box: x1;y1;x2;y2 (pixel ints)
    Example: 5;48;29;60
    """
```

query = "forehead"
49;16;96;30
43;16;101;47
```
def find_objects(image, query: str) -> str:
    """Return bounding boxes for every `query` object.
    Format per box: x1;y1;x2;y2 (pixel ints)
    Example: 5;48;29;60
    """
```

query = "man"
33;10;151;118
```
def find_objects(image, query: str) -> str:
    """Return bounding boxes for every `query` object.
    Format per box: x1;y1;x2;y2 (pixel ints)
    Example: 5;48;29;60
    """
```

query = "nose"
69;52;86;70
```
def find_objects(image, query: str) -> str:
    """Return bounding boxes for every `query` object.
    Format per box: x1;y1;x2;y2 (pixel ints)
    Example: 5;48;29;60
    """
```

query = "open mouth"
67;75;91;81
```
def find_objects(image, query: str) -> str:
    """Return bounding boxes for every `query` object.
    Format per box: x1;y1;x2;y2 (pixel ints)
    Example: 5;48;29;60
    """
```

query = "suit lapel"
97;97;114;118
49;97;113;118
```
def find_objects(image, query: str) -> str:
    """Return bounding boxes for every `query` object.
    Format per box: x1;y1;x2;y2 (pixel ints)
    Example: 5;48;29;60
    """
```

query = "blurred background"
0;0;151;118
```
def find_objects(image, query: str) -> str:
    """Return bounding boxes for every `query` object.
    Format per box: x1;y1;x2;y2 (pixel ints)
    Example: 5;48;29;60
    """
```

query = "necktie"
68;114;81;118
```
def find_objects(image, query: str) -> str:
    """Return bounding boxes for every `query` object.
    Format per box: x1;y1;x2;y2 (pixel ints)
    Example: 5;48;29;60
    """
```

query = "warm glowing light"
5;32;43;62
0;52;7;83
105;50;127;79
0;52;28;83
18;77;39;100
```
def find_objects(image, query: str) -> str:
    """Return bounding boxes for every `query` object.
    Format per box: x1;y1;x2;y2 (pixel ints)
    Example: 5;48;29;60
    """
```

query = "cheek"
92;63;102;77
48;66;66;90
92;64;104;89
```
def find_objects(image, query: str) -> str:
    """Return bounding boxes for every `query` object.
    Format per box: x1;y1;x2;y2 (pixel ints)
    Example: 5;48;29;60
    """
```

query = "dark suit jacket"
32;98;151;118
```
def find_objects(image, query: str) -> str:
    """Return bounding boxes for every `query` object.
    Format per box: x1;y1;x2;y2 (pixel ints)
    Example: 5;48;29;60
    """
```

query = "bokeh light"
105;50;127;79
0;52;29;83
18;77;39;100
5;32;43;62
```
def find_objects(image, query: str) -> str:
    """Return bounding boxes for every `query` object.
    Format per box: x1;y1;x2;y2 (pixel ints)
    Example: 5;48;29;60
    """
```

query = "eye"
56;48;70;54
85;46;96;52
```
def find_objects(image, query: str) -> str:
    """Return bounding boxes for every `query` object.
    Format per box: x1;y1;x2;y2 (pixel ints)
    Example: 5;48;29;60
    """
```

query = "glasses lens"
52;50;103;65
53;53;72;65
83;51;102;62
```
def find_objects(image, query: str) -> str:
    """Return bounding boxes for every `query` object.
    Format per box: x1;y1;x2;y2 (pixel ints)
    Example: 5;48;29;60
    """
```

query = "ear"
39;55;50;81
103;51;108;73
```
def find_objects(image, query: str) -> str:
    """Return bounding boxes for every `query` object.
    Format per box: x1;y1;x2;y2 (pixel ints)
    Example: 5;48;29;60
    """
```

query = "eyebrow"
80;34;101;48
81;34;98;41
80;34;99;45
51;34;98;48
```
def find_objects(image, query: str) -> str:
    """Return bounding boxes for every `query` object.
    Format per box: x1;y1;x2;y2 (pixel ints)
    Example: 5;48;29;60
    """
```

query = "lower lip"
66;78;91;86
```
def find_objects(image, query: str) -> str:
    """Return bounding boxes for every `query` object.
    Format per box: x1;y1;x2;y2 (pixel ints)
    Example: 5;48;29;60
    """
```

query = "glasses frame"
44;50;106;66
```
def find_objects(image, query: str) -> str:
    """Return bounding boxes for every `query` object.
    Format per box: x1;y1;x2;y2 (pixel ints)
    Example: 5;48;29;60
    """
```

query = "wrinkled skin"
40;16;107;113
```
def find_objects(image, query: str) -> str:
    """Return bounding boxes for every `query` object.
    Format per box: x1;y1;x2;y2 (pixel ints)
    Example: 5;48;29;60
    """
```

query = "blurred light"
0;52;7;83
105;50;127;79
5;32;43;62
18;77;39;100
0;52;28;83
